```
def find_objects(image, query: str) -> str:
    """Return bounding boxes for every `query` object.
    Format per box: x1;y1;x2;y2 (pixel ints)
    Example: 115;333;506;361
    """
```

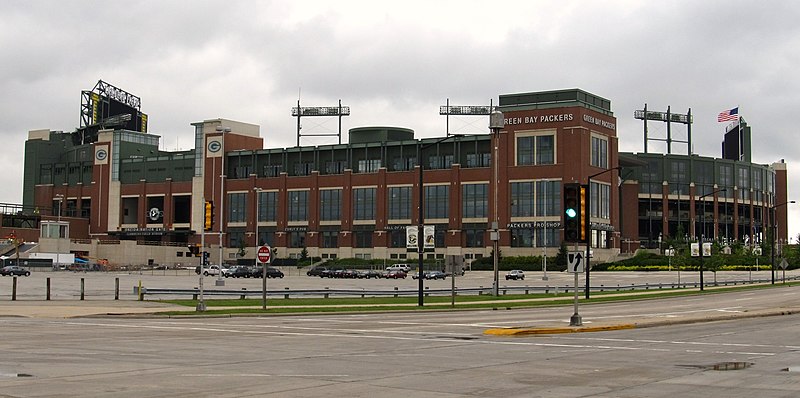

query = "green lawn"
150;281;795;316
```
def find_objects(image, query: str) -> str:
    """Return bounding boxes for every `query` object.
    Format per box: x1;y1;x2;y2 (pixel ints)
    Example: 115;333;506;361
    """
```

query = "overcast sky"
2;1;798;239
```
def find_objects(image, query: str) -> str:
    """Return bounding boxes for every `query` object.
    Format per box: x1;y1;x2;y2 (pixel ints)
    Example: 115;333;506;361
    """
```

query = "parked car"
251;267;284;278
386;264;412;273
225;266;252;278
319;268;338;278
342;269;359;278
307;266;328;277
505;270;525;280
412;271;447;280
357;269;382;279
425;270;447;280
199;265;222;276
384;270;407;279
1;265;30;277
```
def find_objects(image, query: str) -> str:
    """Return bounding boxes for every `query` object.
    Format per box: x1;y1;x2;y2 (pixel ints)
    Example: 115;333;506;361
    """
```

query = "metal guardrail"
136;275;800;300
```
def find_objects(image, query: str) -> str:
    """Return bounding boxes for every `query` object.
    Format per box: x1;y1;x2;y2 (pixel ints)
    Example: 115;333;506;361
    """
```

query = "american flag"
717;107;739;122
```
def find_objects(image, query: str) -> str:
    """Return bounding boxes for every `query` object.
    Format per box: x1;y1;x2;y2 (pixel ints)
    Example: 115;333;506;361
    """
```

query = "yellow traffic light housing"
204;201;213;231
579;185;587;241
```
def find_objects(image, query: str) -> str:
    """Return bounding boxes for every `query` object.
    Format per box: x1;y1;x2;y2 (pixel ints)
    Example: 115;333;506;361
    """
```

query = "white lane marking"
561;336;800;350
282;306;746;327
182;373;349;377
54;320;777;356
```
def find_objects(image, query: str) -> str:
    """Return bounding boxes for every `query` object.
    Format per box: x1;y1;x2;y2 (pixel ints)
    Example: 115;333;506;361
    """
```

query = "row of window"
638;158;775;202
230;180;612;224
233;226;563;249
638;199;775;248
226;133;598;179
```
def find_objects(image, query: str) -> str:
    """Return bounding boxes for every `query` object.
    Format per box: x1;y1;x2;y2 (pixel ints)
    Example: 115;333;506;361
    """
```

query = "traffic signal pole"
585;166;621;299
584;183;591;300
563;183;583;326
197;198;206;312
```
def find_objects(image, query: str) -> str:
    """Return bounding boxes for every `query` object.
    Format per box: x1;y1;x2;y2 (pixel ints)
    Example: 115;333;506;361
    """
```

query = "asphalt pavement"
1;276;798;336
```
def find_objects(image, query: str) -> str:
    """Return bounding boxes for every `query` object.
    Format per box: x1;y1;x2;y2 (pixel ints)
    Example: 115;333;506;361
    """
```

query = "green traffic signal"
563;183;582;242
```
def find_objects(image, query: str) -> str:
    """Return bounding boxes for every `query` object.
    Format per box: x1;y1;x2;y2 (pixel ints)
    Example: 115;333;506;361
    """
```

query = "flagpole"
738;105;743;161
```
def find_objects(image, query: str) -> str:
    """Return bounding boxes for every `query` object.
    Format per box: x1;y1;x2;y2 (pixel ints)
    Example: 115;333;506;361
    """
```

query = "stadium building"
9;82;790;268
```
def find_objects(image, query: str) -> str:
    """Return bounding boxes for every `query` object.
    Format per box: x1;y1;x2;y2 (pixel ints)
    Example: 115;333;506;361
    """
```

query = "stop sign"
257;245;271;264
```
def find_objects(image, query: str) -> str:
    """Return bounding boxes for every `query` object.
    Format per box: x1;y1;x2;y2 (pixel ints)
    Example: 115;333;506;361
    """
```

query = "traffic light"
563;183;582;242
204;201;213;231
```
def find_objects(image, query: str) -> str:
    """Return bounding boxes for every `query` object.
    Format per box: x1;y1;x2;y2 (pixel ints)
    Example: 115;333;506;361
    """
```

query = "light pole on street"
489;111;503;296
254;187;267;310
585;166;620;299
770;200;795;284
216;125;230;286
416;134;463;306
698;188;725;243
55;194;64;223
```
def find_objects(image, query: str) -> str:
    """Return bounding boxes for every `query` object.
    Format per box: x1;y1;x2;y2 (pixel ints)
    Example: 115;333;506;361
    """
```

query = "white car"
505;270;525;280
202;265;224;276
386;264;412;273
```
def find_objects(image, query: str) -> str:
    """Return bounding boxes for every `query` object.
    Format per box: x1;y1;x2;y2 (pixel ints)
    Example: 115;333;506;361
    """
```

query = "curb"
483;307;800;336
484;324;636;336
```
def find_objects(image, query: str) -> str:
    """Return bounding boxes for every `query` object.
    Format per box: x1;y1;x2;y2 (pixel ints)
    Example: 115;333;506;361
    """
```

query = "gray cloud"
2;0;798;237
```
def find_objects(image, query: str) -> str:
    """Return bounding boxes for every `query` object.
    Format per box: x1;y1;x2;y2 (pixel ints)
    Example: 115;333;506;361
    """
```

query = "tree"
556;242;568;268
672;223;687;243
237;240;247;258
300;246;309;260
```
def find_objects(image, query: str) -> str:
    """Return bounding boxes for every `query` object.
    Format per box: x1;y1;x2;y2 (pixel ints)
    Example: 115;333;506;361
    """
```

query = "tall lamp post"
197;198;207;312
489;111;504;296
771;200;795;284
694;188;724;291
699;188;726;244
254;187;268;309
416;134;463;306
216;125;230;286
55;193;64;223
585;166;621;299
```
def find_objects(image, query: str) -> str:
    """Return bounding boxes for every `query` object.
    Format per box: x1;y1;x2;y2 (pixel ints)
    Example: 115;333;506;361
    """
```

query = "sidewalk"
2;287;799;337
0;300;186;318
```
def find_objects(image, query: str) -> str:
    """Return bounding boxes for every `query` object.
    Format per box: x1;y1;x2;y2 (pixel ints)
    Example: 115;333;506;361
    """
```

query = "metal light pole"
417;157;425;306
216;125;230;285
417;134;463;306
490;111;504;296
585;166;620;299
254;187;267;310
542;182;548;281
55;193;64;223
770;200;795;284
699;188;725;244
197;197;207;312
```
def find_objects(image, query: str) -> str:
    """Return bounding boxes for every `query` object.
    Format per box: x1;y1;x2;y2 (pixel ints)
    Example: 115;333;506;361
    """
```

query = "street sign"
257;245;271;264
780;258;789;270
567;251;585;273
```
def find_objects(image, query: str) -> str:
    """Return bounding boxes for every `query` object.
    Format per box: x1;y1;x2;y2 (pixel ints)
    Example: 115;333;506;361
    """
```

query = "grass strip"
150;281;798;316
